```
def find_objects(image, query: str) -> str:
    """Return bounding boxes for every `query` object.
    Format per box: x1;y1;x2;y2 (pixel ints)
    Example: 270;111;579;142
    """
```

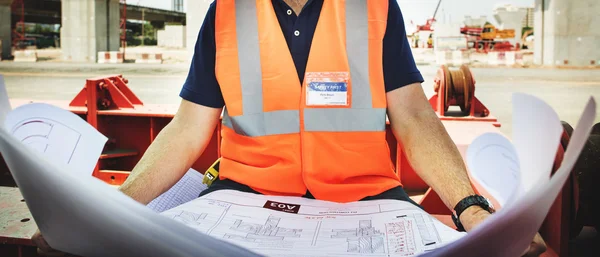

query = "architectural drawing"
161;190;464;257
11;119;81;165
331;220;385;254
224;216;302;242
386;219;418;256
4;103;109;176
172;211;208;228
413;213;442;248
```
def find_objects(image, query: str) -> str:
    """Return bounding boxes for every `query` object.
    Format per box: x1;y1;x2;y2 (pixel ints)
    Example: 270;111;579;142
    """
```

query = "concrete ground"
1;61;599;138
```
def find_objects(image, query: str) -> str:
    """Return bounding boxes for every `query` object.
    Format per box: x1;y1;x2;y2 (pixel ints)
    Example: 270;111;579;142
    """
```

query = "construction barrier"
134;53;163;64
487;51;524;66
435;50;471;66
97;51;124;64
13;49;38;62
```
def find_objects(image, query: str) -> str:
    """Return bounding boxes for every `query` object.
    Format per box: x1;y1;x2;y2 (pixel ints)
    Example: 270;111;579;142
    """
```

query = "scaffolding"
120;0;127;58
172;0;184;12
11;0;25;50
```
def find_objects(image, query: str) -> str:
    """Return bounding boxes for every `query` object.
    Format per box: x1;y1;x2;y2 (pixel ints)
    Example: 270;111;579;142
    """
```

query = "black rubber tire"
564;121;600;236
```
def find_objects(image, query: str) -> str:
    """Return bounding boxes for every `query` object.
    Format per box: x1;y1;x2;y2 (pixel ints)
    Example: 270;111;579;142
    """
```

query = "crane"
416;0;443;32
120;0;143;58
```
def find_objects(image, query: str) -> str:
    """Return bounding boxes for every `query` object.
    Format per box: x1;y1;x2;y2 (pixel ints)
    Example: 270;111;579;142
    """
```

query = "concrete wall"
464;16;487;28
432;23;463;37
185;0;212;62
61;0;120;62
494;5;527;45
158;25;186;48
535;0;600;66
0;4;11;60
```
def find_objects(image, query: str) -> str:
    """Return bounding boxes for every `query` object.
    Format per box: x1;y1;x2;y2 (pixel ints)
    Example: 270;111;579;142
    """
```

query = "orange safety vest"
215;0;401;203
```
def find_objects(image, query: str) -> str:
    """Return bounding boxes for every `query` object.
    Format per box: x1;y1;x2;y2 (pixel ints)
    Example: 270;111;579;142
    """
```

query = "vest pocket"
219;126;306;195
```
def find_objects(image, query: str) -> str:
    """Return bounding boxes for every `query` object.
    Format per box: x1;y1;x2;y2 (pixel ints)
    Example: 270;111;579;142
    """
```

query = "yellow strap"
202;158;221;186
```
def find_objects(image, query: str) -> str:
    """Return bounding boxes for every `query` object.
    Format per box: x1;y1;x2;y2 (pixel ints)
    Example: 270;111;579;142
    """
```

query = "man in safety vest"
32;0;546;256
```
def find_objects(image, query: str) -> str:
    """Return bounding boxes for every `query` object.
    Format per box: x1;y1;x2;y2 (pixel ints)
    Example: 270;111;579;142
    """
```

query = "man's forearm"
391;109;477;210
117;121;209;204
118;100;222;204
386;82;481;216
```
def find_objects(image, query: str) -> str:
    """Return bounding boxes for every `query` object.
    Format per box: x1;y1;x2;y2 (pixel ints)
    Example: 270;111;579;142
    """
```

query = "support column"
61;0;120;62
185;0;212;62
493;5;527;46
0;1;11;60
535;0;600;66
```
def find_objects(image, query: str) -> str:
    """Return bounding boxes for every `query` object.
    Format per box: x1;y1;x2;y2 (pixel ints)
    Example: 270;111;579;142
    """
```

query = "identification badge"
305;72;350;106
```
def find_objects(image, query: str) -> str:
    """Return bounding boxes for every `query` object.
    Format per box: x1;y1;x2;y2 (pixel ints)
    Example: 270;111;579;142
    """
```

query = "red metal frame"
70;75;143;111
428;65;500;126
66;75;219;185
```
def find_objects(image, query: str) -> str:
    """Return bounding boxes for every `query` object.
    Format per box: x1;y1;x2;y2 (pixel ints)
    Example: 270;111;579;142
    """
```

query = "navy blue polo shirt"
180;0;424;108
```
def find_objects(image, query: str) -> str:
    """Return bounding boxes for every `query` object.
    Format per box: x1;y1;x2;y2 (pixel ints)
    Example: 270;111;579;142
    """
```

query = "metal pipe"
106;0;110;51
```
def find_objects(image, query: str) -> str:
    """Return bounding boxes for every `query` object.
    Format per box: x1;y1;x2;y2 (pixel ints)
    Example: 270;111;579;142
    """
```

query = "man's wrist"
451;195;495;231
458;205;492;232
459;205;487;224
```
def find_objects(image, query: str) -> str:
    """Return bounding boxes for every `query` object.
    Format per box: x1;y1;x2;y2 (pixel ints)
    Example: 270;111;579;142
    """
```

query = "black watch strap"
451;195;495;232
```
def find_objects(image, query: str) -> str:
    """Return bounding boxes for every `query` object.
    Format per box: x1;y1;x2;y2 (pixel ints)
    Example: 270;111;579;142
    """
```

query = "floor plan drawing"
172;211;208;228
331;220;385;254
224;216;303;242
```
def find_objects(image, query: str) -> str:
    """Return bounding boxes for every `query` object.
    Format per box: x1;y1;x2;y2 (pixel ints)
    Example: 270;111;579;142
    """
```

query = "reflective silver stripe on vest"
304;108;386;132
235;0;263;115
223;108;300;137
226;0;300;137
304;1;384;132
228;0;382;136
345;0;371;109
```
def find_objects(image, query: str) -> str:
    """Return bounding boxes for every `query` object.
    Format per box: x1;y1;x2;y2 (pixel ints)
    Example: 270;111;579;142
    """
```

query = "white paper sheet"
421;95;596;257
0;127;264;257
161;190;466;257
0;75;11;123
147;168;207;212
511;93;563;193
3;103;108;176
466;133;520;207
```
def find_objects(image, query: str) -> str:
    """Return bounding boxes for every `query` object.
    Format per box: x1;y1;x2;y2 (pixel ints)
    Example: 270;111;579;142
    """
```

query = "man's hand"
460;207;547;257
32;229;72;256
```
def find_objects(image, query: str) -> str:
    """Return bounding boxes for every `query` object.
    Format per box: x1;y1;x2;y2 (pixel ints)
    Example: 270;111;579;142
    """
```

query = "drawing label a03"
263;200;301;214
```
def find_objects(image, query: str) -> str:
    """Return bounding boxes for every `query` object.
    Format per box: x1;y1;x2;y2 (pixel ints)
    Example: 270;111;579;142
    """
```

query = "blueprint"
161;190;465;257
147;168;207;212
3;103;108;176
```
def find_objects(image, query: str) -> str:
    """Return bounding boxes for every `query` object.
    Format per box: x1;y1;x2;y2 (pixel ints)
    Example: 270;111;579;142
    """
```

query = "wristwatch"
451;195;495;232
